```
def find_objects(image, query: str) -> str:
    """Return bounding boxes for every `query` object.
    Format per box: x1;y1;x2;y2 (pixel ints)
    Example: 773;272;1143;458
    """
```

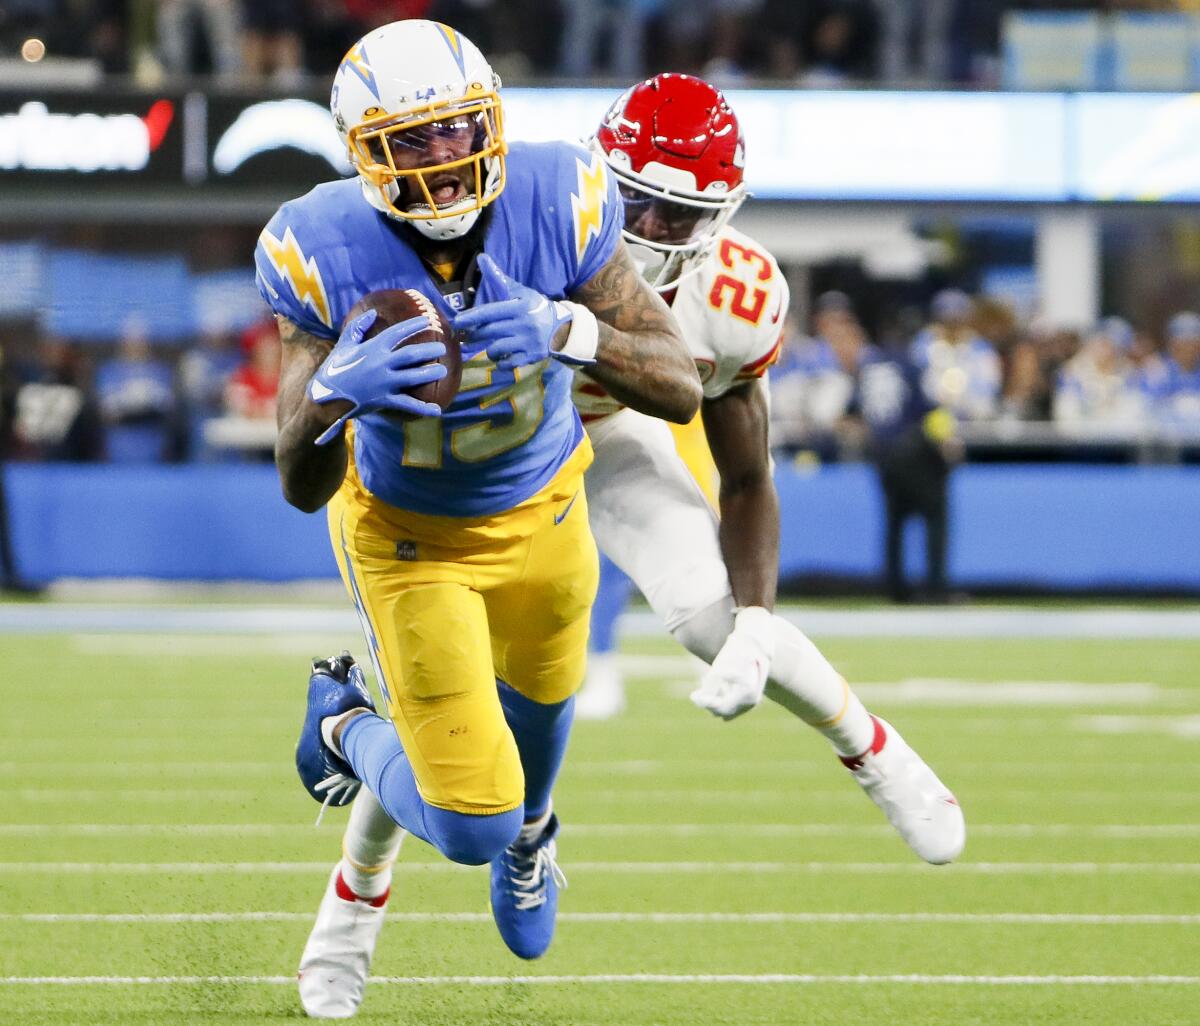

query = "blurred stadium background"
2;4;1200;1025
3;0;1200;594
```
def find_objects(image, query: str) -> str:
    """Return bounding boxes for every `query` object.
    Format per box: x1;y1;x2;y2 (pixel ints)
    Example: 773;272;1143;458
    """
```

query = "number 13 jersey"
255;140;622;517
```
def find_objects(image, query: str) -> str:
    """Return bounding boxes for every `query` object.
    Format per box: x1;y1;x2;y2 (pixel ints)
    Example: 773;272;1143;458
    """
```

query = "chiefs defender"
576;73;965;862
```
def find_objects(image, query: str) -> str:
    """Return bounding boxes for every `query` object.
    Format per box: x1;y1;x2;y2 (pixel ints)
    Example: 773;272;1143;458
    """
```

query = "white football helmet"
331;20;506;241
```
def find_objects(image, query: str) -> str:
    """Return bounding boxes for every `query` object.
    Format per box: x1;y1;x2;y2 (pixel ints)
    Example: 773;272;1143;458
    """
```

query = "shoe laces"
505;841;567;911
313;773;361;827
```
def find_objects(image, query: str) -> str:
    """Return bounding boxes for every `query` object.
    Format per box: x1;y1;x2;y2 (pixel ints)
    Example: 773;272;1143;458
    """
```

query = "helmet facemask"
604;158;744;292
347;83;506;239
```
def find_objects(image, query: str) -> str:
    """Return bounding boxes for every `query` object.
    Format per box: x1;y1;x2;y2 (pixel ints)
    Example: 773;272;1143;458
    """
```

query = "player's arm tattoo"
273;315;350;513
702;380;779;610
570;240;701;424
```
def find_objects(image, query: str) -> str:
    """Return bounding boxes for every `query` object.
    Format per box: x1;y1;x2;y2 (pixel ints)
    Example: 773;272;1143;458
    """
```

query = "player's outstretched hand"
310;309;447;445
453;254;575;369
690;607;774;720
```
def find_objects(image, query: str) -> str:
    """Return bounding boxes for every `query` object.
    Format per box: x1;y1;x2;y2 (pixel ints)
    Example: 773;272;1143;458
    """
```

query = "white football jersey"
574;225;788;423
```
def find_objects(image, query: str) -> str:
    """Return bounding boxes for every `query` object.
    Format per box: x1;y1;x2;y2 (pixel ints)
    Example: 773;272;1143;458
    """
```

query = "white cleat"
841;716;965;865
574;654;627;720
298;861;389;1019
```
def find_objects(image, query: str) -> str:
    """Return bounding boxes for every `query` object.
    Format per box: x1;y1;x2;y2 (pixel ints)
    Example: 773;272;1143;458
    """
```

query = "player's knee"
670;596;737;665
424;805;522;866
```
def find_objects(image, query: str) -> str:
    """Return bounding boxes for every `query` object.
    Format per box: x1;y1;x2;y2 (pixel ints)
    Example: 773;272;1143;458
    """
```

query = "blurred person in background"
872;0;952;83
798;1;877;86
772;291;876;458
242;0;303;83
558;0;655;78
224;318;281;421
855;342;959;603
998;336;1052;422
910;287;1001;422
95;319;178;463
180;327;242;458
1129;323;1169;393
767;311;816;452
156;0;242;78
1155;311;1200;425
0;336;42;595
1053;317;1148;426
8;338;103;463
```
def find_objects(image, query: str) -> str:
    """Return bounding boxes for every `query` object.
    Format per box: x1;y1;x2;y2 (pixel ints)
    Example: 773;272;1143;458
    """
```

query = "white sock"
320;708;366;760
518;805;552;847
767;617;875;758
580;652;623;699
340;790;405;899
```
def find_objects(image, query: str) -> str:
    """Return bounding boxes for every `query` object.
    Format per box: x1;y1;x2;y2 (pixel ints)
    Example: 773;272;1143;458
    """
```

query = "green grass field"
2;614;1199;1025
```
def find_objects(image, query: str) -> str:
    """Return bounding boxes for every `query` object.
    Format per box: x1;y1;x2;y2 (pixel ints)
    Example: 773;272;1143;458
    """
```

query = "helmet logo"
339;42;380;102
434;22;468;76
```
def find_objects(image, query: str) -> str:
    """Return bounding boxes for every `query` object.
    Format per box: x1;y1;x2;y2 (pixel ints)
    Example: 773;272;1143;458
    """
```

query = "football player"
258;24;700;1017
573;73;965;853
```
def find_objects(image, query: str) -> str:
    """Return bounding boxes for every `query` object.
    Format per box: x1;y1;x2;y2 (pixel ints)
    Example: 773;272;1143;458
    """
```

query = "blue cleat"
296;652;375;819
489;813;566;959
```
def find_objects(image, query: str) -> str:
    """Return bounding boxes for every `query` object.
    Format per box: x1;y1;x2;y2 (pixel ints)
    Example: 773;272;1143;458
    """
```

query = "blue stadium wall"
7;463;1200;590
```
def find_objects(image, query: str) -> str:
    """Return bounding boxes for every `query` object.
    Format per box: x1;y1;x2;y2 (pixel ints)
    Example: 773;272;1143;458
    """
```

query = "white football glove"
690;606;774;721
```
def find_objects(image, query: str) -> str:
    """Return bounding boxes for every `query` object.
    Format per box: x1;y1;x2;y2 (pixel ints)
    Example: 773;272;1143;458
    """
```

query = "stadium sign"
3;87;1200;204
0;98;175;173
211;99;351;176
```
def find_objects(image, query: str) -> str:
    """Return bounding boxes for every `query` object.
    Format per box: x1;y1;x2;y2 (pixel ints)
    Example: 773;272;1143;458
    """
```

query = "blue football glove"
309;309;447;445
452;254;579;369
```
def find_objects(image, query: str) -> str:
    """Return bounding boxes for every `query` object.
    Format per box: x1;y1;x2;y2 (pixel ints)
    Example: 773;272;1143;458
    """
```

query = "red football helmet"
594;73;747;290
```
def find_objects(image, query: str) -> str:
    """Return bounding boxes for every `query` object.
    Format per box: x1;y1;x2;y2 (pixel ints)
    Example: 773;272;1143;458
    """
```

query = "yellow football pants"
328;442;598;816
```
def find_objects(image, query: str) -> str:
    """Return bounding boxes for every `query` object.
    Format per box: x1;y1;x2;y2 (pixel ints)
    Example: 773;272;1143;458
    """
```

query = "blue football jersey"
254;141;622;516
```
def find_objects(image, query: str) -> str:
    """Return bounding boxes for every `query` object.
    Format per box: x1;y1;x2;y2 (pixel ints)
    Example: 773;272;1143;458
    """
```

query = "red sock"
839;716;887;770
335;870;389;907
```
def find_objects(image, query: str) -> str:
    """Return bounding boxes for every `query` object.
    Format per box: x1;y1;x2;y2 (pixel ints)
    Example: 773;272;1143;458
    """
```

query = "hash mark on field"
2;974;1198;986
5;911;1199;925
1078;715;1200;740
2;861;1198;875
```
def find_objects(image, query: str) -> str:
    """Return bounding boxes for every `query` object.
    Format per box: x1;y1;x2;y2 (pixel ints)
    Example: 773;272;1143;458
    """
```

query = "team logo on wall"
213;100;352;176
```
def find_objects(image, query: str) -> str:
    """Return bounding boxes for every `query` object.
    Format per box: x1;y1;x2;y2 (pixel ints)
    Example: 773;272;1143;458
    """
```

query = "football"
343;288;462;412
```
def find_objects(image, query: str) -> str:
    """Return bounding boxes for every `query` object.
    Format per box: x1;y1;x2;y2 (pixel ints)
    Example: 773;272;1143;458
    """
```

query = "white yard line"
3;604;1200;638
4;911;1198;925
1;973;1197;986
2;822;1199;838
1;861;1197;874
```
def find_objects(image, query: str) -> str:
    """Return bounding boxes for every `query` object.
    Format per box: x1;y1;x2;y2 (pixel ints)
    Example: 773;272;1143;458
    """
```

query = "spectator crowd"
0;314;280;464
3;1;1195;89
5;275;1200;466
768;288;1200;458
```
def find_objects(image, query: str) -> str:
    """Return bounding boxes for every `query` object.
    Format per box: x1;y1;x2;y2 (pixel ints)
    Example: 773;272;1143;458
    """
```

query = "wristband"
552;301;599;367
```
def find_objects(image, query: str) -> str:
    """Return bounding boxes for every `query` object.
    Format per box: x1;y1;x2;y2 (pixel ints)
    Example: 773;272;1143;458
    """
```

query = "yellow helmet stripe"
434;22;467;76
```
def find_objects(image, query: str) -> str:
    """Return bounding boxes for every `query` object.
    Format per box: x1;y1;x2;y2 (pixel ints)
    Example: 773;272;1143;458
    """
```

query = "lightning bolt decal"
259;226;332;330
571;154;609;263
339;42;380;102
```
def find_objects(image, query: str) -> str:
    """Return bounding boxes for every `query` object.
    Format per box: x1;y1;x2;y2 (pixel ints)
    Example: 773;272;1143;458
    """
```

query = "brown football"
343;288;462;412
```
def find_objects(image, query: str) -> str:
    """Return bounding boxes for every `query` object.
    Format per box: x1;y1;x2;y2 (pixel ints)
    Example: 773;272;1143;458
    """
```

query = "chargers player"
574;73;965;852
257;24;699;1018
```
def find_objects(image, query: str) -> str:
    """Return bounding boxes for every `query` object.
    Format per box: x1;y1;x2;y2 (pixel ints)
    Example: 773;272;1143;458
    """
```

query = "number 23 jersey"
573;225;788;423
254;140;621;517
